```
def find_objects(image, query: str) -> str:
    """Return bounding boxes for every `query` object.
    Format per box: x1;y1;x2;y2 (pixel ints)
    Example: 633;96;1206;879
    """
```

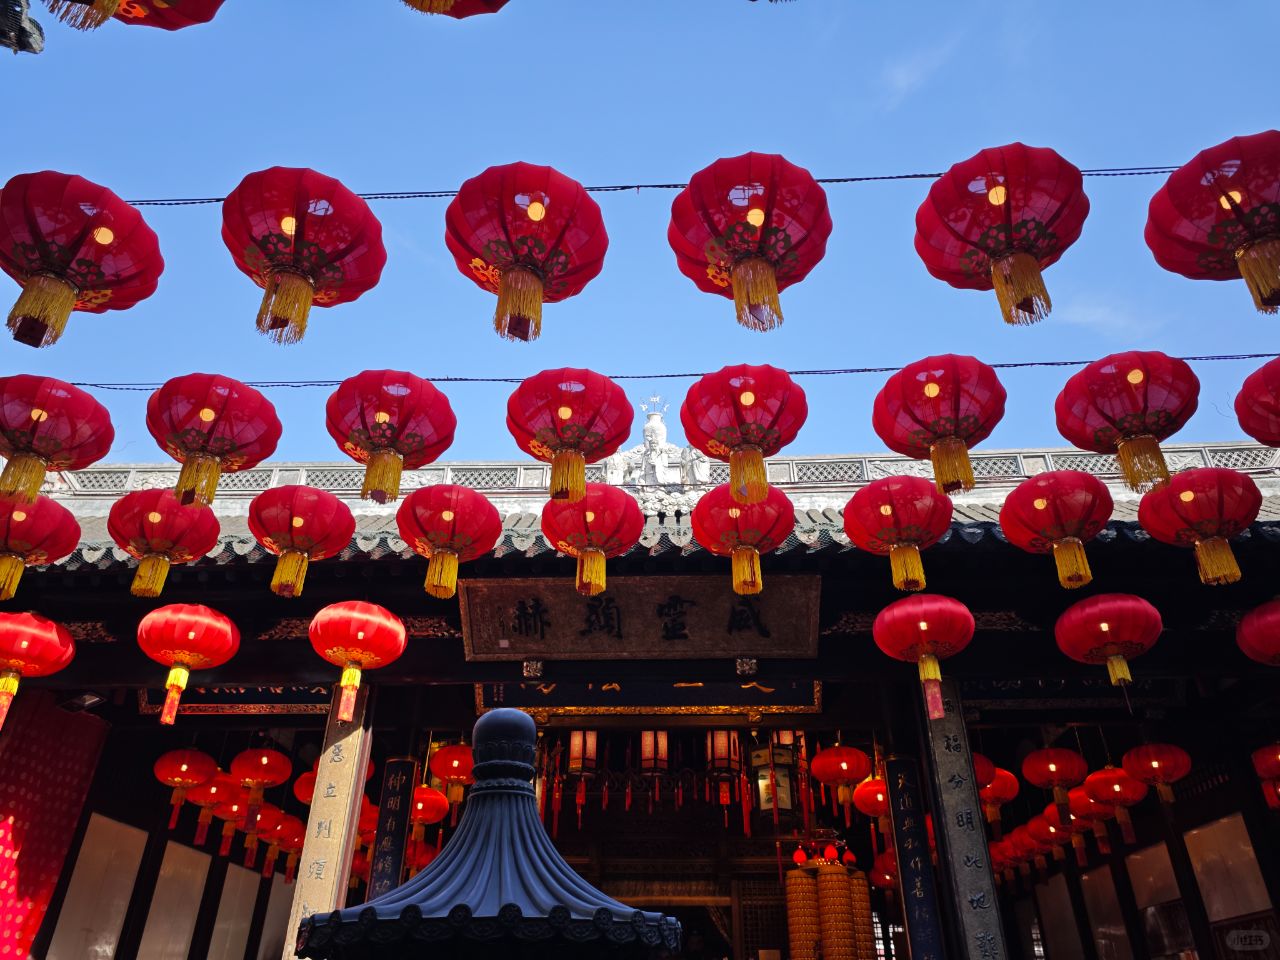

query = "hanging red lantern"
187;773;237;846
430;743;474;824
1138;467;1261;585
325;369;456;504
1054;593;1162;686
1238;599;1280;665
221;167;385;345
1068;785;1116;856
0;611;74;734
154;749;217;830
870;850;898;890
507;368;633;503
292;771;316;806
972;753;997;790
411;783;449;848
400;1;508;19
1084;767;1148;844
1122;744;1191;804
0;496;79;600
1000;471;1113;589
668;153;831;331
108;489;220;598
915;143;1089;326
1055;351;1199;492
1146;131;1280;314
541;483;643;596
691;483;795;595
1026;814;1066;862
146;373;282;507
0;375;113;503
873;593;974;720
445;162;606;342
1236;357;1280;446
138;604;239;725
979;768;1020;838
809;746;870;826
242;803;284;869
248;485;354;598
681;364;807;504
262;813;304;879
211;793;251;856
843;476;952;592
0;171;163;343
1023;748;1088;823
397;484;502;599
1251;745;1280;787
1041;802;1093;867
230;747;291;827
308;601;406;722
872;354;1006;494
113;0;225;28
791;847;807;866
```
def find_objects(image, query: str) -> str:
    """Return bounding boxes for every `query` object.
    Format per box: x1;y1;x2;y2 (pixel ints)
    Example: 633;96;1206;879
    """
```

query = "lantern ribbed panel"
848;869;875;960
786;869;820;960
817;863;857;960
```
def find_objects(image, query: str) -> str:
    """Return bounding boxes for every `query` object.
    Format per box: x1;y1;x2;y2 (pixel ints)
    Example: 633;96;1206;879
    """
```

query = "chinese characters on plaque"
886;756;946;960
368;758;418;899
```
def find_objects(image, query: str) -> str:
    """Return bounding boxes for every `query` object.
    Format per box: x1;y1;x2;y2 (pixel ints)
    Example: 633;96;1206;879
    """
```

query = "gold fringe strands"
731;258;783;331
256;271;315;345
1053;787;1071;825
160;664;190;726
729;446;768;505
991;251;1051;325
1116;435;1169;492
1115;806;1136;844
928;436;975;494
917;653;944;720
131;554;171;598
1156;783;1176;805
731;546;762;596
402;0;457;10
0;554;24;601
1051;537;1092;589
0;669;21;732
1106;654;1132;686
1193;536;1242;585
889;544;925;592
176;453;222;507
1237;238;1280;314
550;449;586;502
361;448;404;504
425;549;460;599
45;0;119;29
576;549;607;597
495;267;544;342
271;550;310;598
338;663;362;722
0;453;48;503
8;274;77;348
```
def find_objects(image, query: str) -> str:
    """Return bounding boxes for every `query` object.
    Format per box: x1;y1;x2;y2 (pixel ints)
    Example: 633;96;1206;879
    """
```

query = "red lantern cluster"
872;593;974;720
843;475;952;592
397;484;502;599
0;375;114;503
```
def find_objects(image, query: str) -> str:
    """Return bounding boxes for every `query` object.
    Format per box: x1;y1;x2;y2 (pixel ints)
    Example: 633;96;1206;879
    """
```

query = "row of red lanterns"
5;131;1278;348
42;0;504;31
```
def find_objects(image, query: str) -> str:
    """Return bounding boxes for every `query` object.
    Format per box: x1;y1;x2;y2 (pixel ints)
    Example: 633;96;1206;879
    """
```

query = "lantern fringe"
1156;782;1176;804
8;274;77;348
425;549;460;599
45;0;119;29
991;251;1051;325
176;452;222;506
1116;435;1168;492
131;554;171;598
1115;806;1136;844
576;548;607;596
362;448;403;504
401;0;457;11
1053;787;1070;825
1093;820;1112;855
928;436;974;494
983;802;1003;839
1194;536;1241;585
338;663;362;722
1237;238;1280;314
169;788;185;830
731;546;762;595
1071;833;1087;867
729;445;768;505
0;554;24;601
195;807;213;846
731;258;782;331
918;654;945;720
889;544;925;592
161;664;190;726
1051;537;1092;588
549;449;586;502
495;267;544;342
1105;655;1132;686
219;821;235;856
270;550;310;598
0;452;48;503
0;670;20;734
256;271;315;345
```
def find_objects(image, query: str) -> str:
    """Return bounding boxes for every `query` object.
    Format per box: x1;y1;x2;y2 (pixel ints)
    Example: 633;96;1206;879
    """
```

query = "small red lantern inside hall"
0;495;80;601
873;594;974;720
397;484;502;599
1000;470;1113;589
137;603;240;725
154;749;217;830
231;748;291;827
0;611;75;734
1138;467;1261;586
1123;744;1191;804
108;489;220;598
843;475;953;592
188;773;237;846
1084;766;1148;844
309;601;406;722
809;745;871;826
0;374;114;503
430;743;474;824
1023;747;1087;823
1238;599;1280;666
248;485;355;598
691;484;795;596
1055;593;1162;686
979;768;1020;838
541;484;644;596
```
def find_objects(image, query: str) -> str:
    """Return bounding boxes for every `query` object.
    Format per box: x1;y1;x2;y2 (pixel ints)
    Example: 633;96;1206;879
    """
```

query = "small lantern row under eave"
0;374;114;504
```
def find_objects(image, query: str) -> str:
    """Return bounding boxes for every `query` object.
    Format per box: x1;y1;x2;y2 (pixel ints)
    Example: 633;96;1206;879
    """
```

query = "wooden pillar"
281;685;374;960
1155;801;1217;960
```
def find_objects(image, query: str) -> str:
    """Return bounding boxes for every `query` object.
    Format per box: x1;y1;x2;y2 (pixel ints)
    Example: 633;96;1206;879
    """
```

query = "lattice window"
1048;452;1118;474
584;465;605;482
794;460;867;483
709;464;730;483
215;470;274;491
451;467;519;488
970;456;1021;477
1208;447;1278;470
300;468;367;489
739;878;787;960
68;471;131;492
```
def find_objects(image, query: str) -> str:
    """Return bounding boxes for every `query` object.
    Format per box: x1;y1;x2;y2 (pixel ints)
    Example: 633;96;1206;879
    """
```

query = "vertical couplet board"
886;755;946;960
368;758;419;899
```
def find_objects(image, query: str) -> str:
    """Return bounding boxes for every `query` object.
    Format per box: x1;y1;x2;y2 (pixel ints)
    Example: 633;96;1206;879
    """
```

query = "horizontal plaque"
476;680;821;717
137;684;331;716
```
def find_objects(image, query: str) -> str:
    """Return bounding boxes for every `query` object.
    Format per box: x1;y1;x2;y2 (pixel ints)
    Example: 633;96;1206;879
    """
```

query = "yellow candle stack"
785;868;820;960
817;862;858;960
848;869;877;960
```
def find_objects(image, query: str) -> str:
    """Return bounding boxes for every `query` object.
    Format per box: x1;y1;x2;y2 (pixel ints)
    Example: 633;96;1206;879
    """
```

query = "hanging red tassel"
576;778;587;830
551;776;562;839
625;781;632;812
601;780;609;811
767;747;781;828
740;771;753;837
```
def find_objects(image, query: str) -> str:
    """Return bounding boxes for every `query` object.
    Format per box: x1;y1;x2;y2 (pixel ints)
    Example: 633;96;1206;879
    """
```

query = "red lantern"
407;843;438;877
138;604;239;725
411;784;449;843
1069;785;1116;855
1138;467;1261;585
1000;471;1113;589
870;850;898;890
222;167;385;344
1236;357;1280;446
0;611;74;734
506;368;631;503
0;171;162;343
154;749;217;830
972;753;996;790
0;375;113;503
445;162;607;341
1054;593;1162;686
681;363;807;504
541;483;643;596
872;594;974;720
691;483;795;596
262;813;303;879
0;496;79;600
1055;351;1199;491
1084;767;1148;844
915;143;1089;326
113;0;225;28
1146;131;1280;314
872;355;1006;494
188;773;237;846
1042;802;1093;866
791;847;807;866
1023;748;1087;823
400;0;508;17
668;153;831;331
292;771;316;806
979;768;1020;837
1026;815;1066;861
809;746;871;826
1122;744;1191;805
108;489;220;598
397;484;501;599
430;743;474;823
146;373;282;507
230;748;291;828
325;369;456;504
308;601;406;722
212;794;251;856
1238;599;1280;665
1252;745;1280;783
248;485;355;598
843;476;952;592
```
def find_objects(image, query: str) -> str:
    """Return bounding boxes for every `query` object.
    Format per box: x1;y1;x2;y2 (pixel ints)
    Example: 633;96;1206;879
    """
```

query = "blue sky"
10;1;1280;462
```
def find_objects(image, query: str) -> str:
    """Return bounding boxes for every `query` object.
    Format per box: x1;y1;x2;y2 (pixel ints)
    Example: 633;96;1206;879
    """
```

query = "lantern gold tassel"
338;663;362;722
256;271;315;345
195;807;214;846
45;0;120;28
0;554;24;601
495;267;544;342
731;257;783;331
889;544;925;591
401;0;458;10
160;664;189;726
0;669;21;734
8;274;77;347
1237;238;1280;314
550;449;586;502
131;554;171;598
0;452;48;503
1052;537;1092;588
362;448;404;504
731;546;762;595
176;453;222;507
270;550;309;598
1116;435;1169;492
1156;783;1175;804
1115;806;1136;844
576;549;607;596
928;436;975;494
918;654;945;720
1106;654;1132;686
991;251;1051;325
1053;787;1070;825
729;445;768;504
1193;536;1241;585
425;549;460;599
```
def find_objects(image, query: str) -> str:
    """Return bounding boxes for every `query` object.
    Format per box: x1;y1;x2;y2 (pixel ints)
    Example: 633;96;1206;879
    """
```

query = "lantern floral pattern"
0;375;114;504
1138;467;1261;585
248;485;355;598
0;495;79;601
396;484;502;599
691;483;795;596
1054;593;1162;686
1000;471;1113;589
108;489;220;597
842;476;952;592
540;483;644;597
